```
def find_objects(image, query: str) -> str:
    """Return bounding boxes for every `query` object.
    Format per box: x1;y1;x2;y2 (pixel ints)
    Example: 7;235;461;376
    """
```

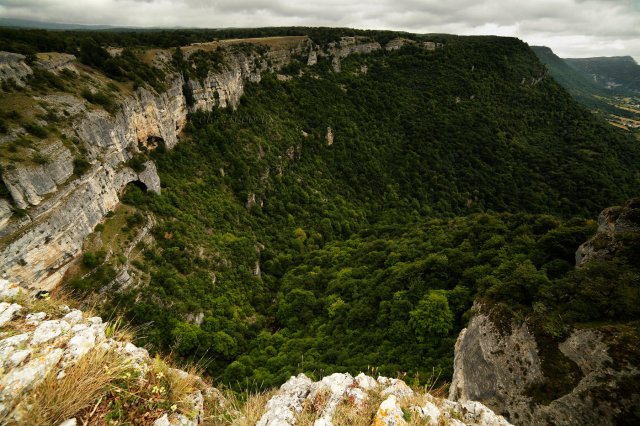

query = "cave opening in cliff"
127;179;148;193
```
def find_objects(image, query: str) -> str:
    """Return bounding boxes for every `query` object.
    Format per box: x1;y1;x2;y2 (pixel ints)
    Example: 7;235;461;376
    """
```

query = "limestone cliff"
449;200;640;425
1;35;428;292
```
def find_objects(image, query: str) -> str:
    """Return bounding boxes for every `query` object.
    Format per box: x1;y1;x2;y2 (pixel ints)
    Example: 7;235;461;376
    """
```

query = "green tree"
409;291;454;340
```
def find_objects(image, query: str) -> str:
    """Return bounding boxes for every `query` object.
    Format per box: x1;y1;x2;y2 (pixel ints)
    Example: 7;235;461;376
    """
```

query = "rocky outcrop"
0;52;32;86
0;279;210;424
33;52;77;73
324;36;382;72
449;307;543;423
3;140;75;209
258;372;511;426
450;304;640;425
575;198;640;266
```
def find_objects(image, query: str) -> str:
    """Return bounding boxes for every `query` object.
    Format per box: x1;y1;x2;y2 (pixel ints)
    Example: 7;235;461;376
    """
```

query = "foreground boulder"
258;372;512;426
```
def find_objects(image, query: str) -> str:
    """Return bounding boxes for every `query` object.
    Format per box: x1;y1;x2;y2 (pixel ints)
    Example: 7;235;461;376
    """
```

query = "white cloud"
0;0;638;60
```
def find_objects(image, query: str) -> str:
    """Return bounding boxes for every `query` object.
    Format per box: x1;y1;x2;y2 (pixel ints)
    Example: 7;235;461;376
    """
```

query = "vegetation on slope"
62;33;640;390
565;56;640;95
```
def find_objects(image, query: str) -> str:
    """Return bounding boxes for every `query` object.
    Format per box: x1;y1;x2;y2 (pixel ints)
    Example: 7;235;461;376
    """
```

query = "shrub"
73;157;91;176
81;89;117;113
31;151;50;165
24;122;48;138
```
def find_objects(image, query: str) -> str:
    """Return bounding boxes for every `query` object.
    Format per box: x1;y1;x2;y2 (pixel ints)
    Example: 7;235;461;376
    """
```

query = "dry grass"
17;348;128;426
203;387;277;426
295;387;332;425
332;388;385;426
152;355;203;416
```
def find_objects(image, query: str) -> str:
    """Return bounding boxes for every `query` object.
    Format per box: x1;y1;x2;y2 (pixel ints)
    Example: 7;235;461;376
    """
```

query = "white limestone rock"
25;311;47;325
355;372;377;390
62;309;83;325
31;319;71;345
0;199;12;231
373;395;407;426
380;378;414;399
0;348;63;416
257;373;314;426
0;279;21;298
0;302;22;326
413;401;441;425
456;400;512;426
62;321;106;366
7;349;31;369
308;372;354;425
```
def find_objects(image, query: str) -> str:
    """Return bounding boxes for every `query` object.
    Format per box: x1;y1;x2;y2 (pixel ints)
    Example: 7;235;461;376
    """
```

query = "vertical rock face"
450;307;640;424
325;37;382;72
0;37;379;291
449;308;543;423
3;140;75;209
575;198;640;266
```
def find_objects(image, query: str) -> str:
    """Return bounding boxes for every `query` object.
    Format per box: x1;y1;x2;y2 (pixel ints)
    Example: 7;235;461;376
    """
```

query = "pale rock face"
58;419;77;426
309;372;355;425
62;309;83;325
325;37;382;72
62;321;107;367
0;348;63;416
381;379;414;399
450;304;640;425
3;138;75;208
0;199;12;230
25;311;47;325
33;52;77;74
385;38;416;51
257;373;314;425
373;395;407;426
0;52;32;85
153;412;197;426
0;302;21;326
355;372;377;389
0;279;20;299
0;333;31;369
325;127;334;145
31;319;71;345
413;401;440;425
307;51;318;66
575;199;640;266
7;349;32;369
258;373;510;426
454;400;512;426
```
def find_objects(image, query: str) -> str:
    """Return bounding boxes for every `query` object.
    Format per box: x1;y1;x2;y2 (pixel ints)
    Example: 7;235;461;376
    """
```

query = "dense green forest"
565;55;640;95
65;35;640;388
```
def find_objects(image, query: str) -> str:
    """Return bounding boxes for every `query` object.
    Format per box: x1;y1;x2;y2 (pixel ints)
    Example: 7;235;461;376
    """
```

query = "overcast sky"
1;0;639;60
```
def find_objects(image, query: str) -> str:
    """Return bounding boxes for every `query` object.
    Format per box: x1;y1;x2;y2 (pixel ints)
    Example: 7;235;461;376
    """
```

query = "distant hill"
0;18;125;30
531;46;612;109
565;55;640;95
